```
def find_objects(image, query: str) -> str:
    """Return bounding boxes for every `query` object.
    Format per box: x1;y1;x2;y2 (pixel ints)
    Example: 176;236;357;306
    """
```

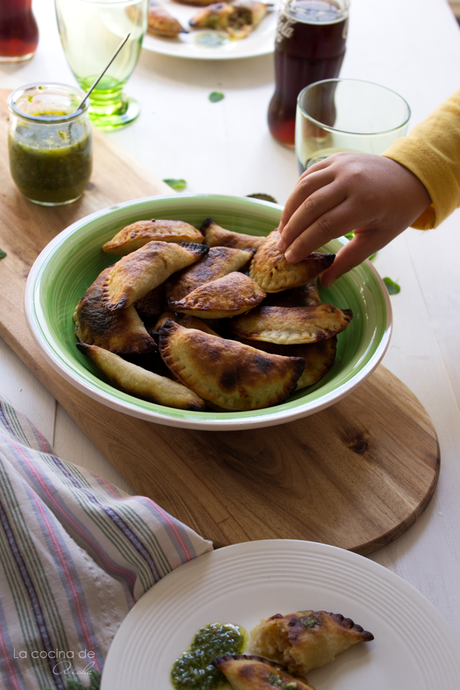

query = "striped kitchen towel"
0;396;213;690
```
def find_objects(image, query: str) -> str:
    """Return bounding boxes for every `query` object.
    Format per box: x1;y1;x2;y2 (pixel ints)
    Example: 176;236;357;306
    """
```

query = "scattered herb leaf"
383;277;401;295
163;178;187;191
209;91;224;103
247;193;278;204
0;249;6;259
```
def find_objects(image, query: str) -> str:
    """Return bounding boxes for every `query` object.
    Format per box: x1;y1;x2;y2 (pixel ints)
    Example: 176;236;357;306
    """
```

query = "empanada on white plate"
250;231;335;293
102;219;204;255
77;343;205;411
169;272;266;319
147;1;186;37
212;654;315;690
201;217;266;250
158;320;305;410
229;305;352;344
73;267;156;355
165;246;255;304
249;610;374;675
190;0;270;39
262;280;321;308
103;241;208;311
238;336;337;390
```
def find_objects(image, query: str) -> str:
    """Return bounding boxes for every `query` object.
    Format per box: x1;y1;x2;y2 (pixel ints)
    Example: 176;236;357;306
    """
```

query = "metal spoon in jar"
75;32;131;112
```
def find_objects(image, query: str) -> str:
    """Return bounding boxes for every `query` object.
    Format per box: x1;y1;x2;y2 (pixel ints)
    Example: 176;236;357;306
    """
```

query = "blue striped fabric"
0;396;212;689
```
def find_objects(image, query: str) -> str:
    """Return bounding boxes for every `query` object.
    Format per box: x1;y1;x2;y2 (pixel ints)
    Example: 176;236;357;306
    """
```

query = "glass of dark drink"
268;0;350;148
0;0;39;62
295;78;411;175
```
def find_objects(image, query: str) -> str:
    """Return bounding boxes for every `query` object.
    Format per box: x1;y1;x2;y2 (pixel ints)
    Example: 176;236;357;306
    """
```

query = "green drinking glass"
55;0;148;130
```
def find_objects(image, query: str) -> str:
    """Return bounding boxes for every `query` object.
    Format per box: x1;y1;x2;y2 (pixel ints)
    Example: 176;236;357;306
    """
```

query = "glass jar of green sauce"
7;83;93;206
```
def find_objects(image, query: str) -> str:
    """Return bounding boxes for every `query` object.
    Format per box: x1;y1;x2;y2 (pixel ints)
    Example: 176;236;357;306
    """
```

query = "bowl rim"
25;193;393;431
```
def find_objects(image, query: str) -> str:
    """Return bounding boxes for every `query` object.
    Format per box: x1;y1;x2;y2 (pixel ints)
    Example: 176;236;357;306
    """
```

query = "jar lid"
7;83;89;124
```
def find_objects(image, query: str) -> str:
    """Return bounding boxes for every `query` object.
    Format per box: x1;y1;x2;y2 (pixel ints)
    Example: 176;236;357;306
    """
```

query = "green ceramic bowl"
25;194;392;430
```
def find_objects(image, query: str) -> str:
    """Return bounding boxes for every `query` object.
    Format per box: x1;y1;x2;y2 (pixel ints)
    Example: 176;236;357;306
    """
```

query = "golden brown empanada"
250;231;335;293
102;241;208;311
262;280;321;308
175;313;221;335
249;611;374;675
201;218;266;250
228;305;352;344
77;343;205;411
73;267;156;355
189;1;234;29
238;337;337;390
102;219;204;255
165;246;255;304
190;0;269;38
158;320;305;410
154;311;220;336
212;655;315;690
169;272;266;319
147;1;186;37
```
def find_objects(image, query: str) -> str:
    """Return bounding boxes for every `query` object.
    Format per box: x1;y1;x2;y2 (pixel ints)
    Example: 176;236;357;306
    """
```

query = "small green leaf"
0;249;6;259
163;178;187;191
209;91;224;103
383;277;401;295
246;193;278;204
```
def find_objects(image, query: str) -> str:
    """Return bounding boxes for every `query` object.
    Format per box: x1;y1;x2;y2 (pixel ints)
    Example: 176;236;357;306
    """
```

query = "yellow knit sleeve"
382;88;460;229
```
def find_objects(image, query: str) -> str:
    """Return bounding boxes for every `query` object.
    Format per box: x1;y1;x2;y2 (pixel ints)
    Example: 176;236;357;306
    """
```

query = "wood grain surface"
0;90;440;554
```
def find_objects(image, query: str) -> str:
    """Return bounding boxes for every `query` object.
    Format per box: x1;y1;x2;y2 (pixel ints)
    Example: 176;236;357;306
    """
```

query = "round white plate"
142;1;278;59
101;540;460;690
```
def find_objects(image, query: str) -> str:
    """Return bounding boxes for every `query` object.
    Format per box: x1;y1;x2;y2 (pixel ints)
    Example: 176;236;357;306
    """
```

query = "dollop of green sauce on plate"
171;622;247;690
193;32;228;48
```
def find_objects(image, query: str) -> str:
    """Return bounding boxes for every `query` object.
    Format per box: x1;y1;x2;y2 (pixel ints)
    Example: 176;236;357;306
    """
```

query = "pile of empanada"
73;217;353;412
212;609;374;690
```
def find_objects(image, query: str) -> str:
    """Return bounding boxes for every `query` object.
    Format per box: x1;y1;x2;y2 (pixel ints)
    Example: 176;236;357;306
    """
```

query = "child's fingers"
279;165;337;234
320;224;405;286
278;183;348;257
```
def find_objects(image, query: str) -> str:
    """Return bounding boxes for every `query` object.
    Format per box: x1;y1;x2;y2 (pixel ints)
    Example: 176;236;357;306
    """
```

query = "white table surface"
1;0;460;640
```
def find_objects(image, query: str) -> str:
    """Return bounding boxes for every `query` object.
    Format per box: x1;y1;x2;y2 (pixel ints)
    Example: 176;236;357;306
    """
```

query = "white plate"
142;1;278;59
101;540;460;690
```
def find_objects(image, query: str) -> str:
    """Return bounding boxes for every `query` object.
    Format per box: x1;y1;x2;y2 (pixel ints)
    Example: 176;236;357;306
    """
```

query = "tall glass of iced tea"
268;0;349;148
0;0;39;62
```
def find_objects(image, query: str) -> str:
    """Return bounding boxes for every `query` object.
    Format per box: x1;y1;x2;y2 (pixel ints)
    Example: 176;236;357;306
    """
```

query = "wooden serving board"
0;90;440;554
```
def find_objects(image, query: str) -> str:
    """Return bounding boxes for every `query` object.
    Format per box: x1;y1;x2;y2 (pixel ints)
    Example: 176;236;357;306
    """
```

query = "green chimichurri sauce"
193;31;228;48
171;622;247;690
8;118;92;204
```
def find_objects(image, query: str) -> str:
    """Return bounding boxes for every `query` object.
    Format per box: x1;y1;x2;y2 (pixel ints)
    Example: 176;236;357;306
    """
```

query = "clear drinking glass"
54;0;148;130
295;78;411;173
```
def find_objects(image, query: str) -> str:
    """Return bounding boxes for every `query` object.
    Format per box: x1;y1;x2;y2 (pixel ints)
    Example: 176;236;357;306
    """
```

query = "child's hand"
277;152;432;286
